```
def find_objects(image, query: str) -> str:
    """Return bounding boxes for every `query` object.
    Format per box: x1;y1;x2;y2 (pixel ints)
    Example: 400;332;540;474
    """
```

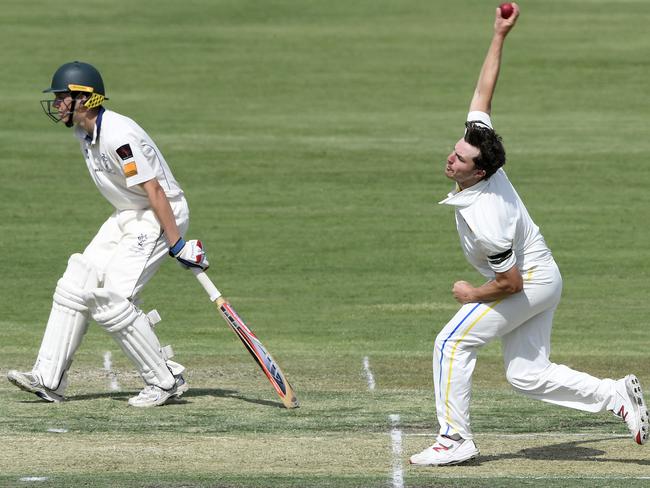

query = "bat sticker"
220;303;290;397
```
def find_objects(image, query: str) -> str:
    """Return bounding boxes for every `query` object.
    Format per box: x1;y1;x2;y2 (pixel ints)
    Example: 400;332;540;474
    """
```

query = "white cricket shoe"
128;375;189;408
611;374;649;445
409;435;479;466
7;370;64;403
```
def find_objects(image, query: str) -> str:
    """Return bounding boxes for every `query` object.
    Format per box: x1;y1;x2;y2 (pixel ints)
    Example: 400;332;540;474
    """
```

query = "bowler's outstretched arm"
469;3;520;115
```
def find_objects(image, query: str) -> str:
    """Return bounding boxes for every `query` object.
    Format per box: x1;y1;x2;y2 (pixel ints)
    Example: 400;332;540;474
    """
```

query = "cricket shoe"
128;374;189;407
409;435;479;466
611;374;649;445
6;370;64;403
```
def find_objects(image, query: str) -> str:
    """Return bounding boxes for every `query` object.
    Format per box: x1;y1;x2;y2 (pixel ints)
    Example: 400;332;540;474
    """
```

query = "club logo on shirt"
99;153;115;174
86;145;115;175
116;144;134;161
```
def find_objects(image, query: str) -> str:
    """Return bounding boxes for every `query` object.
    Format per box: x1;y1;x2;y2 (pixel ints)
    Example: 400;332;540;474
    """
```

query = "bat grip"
191;268;222;302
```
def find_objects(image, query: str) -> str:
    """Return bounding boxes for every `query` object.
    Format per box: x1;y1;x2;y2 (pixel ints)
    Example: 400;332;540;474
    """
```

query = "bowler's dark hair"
464;121;506;179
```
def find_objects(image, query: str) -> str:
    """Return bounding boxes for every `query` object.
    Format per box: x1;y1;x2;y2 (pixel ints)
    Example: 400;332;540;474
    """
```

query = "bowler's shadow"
478;436;650;466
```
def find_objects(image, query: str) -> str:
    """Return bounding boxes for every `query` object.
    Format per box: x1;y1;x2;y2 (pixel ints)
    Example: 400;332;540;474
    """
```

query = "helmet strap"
64;97;77;128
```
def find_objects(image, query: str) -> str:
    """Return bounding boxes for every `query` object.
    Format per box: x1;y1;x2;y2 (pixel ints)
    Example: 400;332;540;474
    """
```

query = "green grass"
2;0;650;486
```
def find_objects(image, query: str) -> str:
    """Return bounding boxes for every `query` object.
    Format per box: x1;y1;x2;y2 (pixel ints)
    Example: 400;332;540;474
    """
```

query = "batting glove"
169;238;210;270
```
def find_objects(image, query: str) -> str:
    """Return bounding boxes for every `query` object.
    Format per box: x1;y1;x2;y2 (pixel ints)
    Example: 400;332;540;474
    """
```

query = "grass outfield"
2;0;650;486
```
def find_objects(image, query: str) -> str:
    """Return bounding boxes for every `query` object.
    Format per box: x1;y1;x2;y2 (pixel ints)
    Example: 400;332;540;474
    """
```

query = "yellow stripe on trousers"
443;300;501;432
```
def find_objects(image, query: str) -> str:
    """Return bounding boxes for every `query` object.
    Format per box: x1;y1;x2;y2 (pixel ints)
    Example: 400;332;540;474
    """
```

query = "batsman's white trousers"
82;196;189;299
433;261;617;440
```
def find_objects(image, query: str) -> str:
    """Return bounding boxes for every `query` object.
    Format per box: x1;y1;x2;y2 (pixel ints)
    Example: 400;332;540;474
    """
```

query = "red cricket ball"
499;2;514;19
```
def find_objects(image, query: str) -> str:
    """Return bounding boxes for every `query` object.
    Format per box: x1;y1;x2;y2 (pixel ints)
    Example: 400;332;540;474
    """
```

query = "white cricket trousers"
433;261;617;440
83;196;189;299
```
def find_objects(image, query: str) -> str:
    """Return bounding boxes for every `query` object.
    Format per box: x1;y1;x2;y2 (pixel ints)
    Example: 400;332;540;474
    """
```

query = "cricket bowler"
410;4;649;466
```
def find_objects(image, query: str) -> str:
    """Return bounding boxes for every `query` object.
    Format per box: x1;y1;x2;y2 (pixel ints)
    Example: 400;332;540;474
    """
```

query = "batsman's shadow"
59;388;285;409
477;436;650;466
182;388;286;409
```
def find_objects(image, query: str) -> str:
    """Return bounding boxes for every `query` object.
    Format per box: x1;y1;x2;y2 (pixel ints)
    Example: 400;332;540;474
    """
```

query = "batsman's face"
52;92;73;123
445;139;485;190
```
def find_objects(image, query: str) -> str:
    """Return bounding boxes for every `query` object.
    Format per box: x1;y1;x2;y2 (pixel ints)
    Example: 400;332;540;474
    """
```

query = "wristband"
169;237;185;257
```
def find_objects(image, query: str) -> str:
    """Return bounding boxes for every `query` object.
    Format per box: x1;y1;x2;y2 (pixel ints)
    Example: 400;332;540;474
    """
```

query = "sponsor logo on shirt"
116;143;134;161
124;162;138;177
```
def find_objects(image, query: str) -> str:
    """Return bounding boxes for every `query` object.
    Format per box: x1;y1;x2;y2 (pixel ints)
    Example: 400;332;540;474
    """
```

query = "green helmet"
44;61;107;97
41;61;108;126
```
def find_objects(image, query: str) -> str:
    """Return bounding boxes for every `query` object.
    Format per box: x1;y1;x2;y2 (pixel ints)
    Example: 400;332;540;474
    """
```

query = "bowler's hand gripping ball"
499;2;514;19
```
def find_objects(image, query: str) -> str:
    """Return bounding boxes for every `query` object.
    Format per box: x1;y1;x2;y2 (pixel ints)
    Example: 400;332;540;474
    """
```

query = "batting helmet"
43;61;108;108
41;61;108;126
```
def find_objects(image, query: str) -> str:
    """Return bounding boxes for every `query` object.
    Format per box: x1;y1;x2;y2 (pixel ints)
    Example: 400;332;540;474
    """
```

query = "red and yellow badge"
124;161;138;177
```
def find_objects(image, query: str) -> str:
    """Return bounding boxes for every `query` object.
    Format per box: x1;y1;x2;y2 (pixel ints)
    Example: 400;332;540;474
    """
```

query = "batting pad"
34;254;99;391
85;288;178;389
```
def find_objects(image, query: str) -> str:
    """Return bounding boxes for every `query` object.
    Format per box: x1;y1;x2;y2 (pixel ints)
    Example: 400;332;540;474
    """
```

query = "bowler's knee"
434;331;450;359
505;363;545;393
434;329;472;362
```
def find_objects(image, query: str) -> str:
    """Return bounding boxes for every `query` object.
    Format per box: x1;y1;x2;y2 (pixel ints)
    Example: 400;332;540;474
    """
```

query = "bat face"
217;300;299;409
191;271;299;408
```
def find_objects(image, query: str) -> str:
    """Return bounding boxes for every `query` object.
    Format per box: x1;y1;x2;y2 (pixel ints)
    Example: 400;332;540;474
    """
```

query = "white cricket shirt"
439;111;553;278
74;108;184;210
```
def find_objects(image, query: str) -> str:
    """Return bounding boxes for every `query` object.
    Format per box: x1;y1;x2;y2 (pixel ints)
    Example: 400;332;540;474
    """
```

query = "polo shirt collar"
439;177;490;208
84;106;106;145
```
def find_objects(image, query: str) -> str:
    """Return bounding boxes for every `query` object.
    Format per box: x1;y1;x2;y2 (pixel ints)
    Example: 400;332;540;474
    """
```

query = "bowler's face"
445;139;485;190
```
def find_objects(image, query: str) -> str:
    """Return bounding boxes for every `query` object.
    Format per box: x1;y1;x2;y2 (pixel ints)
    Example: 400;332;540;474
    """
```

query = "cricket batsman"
7;61;209;407
409;4;649;466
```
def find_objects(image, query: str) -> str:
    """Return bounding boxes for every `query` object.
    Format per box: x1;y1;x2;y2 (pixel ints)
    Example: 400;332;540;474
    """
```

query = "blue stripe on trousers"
436;303;481;399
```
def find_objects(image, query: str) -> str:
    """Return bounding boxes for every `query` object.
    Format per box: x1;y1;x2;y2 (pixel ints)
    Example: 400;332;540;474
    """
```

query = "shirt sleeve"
110;132;156;187
485;245;516;274
478;230;516;273
474;198;517;274
467;111;493;130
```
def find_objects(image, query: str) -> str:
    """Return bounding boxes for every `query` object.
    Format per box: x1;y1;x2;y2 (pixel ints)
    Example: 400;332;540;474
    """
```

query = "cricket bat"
192;268;299;409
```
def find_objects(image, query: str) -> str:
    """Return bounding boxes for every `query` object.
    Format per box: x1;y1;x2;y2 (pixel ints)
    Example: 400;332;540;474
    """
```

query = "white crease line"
434;475;650;481
389;414;404;488
363;356;376;391
404;432;630;438
103;351;120;392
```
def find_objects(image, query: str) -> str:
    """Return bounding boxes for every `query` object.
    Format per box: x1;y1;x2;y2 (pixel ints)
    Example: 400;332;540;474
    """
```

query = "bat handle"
191;268;223;302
